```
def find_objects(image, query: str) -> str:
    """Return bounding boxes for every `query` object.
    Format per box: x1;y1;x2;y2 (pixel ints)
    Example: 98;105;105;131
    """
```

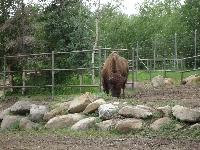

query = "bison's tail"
112;56;117;73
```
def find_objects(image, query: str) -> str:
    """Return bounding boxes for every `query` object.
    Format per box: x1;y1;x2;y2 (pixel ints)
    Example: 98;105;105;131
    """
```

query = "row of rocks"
0;92;200;133
151;74;200;88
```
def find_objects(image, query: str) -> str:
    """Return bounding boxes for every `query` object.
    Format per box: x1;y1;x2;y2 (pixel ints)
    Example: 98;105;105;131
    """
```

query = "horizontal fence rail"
0;48;199;99
0;48;135;99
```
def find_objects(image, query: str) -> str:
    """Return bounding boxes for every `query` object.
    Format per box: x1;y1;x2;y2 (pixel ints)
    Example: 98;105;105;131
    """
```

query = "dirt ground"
0;85;200;150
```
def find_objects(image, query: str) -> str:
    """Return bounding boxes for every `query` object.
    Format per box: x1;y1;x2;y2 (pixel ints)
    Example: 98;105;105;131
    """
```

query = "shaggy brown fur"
101;52;129;98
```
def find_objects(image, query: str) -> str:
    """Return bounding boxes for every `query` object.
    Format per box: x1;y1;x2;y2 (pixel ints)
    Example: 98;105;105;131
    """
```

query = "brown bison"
101;52;129;98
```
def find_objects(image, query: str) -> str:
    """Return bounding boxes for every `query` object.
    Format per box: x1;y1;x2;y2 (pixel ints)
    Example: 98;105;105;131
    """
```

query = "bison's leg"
121;82;126;98
102;80;109;95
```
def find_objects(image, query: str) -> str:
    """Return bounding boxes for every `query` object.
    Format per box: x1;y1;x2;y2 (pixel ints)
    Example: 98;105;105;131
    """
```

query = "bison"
101;52;129;98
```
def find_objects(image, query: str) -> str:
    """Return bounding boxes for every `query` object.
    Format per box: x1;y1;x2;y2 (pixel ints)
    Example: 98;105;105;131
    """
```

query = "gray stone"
0;107;11;121
68;92;95;113
98;103;118;120
71;117;96;131
126;82;144;89
45;113;84;129
119;105;152;119
172;105;200;122
189;123;200;130
157;106;172;117
83;98;106;114
30;104;48;122
1;115;23;130
150;117;172;131
43;101;71;121
19;117;39;130
151;75;165;87
95;120;116;131
10;101;32;115
115;118;143;133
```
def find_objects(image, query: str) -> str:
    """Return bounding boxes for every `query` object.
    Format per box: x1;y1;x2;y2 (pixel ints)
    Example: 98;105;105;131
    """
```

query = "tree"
180;0;200;67
0;0;39;94
37;0;93;86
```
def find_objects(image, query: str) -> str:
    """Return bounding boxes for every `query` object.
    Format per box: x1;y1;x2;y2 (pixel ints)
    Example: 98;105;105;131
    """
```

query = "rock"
83;98;106;114
68;92;95;113
95;120;116;131
186;76;200;85
126;82;144;89
1;115;24;130
45;113;84;129
157;106;172;117
71;117;96;131
43;101;71;121
0;90;3;97
111;101;128;109
19;117;39;130
0;107;11;121
98;103;118;120
115;118;143;133
30;104;48;122
118;105;152;119
10;101;32;115
165;78;174;85
150;117;172;131
174;124;183;131
151;75;165;87
189;123;200;130
172;105;200;122
182;74;198;84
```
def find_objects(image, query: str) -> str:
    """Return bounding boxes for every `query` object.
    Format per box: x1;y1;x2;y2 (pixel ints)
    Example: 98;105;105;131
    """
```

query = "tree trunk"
92;0;100;84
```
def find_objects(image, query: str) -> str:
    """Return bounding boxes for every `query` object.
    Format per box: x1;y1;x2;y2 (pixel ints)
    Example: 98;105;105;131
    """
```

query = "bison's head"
109;73;126;98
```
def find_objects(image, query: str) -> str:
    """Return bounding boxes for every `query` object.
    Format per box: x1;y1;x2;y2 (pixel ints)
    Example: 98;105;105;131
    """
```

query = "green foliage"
1;0;200;96
85;110;99;118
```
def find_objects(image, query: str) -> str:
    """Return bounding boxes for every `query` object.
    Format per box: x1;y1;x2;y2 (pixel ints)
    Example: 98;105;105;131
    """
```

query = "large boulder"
164;78;174;85
181;74;198;84
83;98;106;114
19;117;39;130
98;103;118;120
115;118;143;133
30;104;48;122
157;106;172;117
95;120;116;131
151;75;165;87
45;113;84;129
189;123;200;130
43;101;71;121
186;76;200;85
10;101;32;115
119;105;153;119
172;105;200;122
1;115;24;130
68;92;96;113
150;117;172;131
126;82;144;90
0;107;11;121
71;117;97;131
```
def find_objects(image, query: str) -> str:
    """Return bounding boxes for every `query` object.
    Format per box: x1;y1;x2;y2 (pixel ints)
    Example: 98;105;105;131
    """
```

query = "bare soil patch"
0;85;200;150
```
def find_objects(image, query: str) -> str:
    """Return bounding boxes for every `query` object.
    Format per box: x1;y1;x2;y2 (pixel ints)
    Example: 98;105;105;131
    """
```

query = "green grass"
3;121;199;140
1;70;200;140
132;70;200;84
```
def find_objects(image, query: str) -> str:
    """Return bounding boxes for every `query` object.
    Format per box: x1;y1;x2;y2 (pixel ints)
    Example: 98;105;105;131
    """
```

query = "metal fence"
0;47;200;99
0;48;134;99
